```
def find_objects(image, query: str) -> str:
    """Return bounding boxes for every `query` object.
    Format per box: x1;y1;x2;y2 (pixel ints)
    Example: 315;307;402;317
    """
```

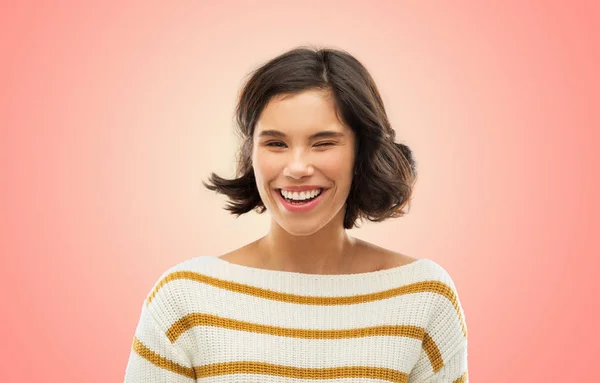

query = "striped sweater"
124;255;468;382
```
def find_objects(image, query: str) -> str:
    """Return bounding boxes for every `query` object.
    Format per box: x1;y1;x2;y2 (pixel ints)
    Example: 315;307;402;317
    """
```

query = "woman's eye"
265;141;335;148
266;141;286;148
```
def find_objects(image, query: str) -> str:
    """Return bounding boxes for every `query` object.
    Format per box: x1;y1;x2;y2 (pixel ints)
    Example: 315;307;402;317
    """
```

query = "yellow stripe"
146;271;467;337
453;371;468;383
193;361;409;382
165;312;426;342
132;337;196;379
422;332;444;372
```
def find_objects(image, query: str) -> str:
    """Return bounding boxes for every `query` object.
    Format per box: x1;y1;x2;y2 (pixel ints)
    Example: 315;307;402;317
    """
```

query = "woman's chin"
270;216;321;236
280;224;322;237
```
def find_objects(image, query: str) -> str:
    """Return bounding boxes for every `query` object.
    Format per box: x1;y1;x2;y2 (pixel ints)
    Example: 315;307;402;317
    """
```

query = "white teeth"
280;188;322;201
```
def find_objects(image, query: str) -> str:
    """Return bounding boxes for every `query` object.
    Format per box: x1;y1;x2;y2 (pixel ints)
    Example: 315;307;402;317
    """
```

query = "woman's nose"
283;152;314;179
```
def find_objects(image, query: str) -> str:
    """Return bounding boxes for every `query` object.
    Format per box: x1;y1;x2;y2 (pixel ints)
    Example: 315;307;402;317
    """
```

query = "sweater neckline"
208;255;427;281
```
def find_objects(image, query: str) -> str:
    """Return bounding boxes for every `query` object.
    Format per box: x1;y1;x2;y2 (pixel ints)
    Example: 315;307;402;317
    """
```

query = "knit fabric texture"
124;255;468;382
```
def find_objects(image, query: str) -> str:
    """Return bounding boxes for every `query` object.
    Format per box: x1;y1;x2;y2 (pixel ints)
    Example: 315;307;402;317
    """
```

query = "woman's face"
252;89;356;236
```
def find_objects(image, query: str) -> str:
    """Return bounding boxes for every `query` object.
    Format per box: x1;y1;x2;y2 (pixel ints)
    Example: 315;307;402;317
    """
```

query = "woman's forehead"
261;91;337;120
256;105;349;136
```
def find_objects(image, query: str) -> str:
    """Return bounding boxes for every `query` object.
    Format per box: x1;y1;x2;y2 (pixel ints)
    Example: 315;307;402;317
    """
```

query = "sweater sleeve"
124;303;196;382
408;267;469;383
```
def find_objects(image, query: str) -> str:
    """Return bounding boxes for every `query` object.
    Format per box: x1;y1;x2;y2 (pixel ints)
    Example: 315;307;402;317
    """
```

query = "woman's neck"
254;223;359;275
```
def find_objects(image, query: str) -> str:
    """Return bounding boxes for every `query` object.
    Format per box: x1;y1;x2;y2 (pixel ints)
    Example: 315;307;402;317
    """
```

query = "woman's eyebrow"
257;130;344;140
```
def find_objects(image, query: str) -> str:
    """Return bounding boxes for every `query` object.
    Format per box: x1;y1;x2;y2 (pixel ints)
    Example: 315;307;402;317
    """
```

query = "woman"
124;46;468;383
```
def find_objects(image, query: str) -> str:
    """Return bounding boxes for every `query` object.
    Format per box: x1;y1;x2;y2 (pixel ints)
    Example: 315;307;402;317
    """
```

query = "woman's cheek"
319;150;352;173
255;151;280;178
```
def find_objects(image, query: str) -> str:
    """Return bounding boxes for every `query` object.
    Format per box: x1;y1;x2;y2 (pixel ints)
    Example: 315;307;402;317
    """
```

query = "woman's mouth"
275;188;326;213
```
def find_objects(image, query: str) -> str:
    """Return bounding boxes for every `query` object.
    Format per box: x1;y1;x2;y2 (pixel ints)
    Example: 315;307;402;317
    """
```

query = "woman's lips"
275;188;327;213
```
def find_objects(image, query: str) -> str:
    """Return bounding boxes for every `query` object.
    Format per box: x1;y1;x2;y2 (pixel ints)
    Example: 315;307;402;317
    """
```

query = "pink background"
2;1;599;381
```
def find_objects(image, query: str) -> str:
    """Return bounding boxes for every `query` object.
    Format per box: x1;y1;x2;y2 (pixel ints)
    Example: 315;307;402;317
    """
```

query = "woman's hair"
202;45;418;229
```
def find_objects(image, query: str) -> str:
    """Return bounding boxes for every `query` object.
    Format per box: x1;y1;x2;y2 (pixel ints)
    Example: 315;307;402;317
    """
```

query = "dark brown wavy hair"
202;45;418;229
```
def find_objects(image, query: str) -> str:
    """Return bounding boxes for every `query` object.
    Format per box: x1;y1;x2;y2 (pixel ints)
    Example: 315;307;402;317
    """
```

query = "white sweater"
124;255;468;382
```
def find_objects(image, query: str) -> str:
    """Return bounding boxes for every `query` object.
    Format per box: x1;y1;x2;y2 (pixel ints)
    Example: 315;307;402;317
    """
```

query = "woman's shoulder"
353;238;418;271
356;239;461;283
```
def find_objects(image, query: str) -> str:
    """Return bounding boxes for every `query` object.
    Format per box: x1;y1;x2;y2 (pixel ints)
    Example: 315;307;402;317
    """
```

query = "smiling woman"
250;89;357;236
124;45;469;383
